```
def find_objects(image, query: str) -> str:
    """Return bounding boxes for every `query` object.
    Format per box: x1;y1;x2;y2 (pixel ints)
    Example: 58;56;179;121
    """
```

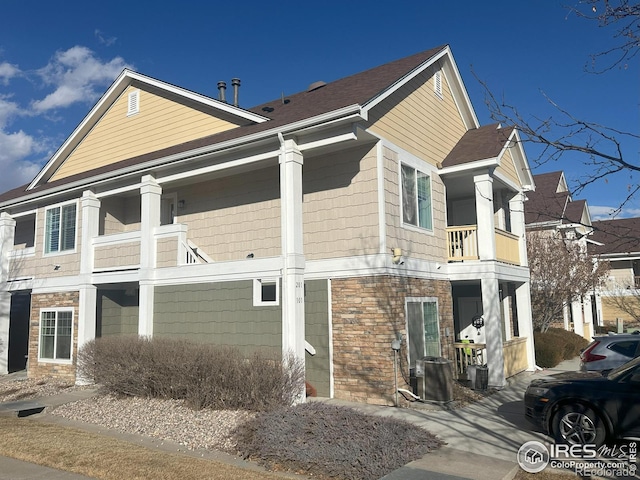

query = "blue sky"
0;0;637;219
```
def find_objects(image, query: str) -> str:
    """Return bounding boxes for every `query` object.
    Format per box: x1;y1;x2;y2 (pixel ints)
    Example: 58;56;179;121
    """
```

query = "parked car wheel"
553;404;607;446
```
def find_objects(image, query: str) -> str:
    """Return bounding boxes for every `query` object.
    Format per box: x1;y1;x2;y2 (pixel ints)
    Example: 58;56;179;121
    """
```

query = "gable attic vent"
127;90;140;116
434;70;443;99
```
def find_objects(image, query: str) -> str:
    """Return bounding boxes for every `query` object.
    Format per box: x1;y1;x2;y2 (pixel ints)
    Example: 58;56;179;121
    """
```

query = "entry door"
458;297;485;343
407;299;440;368
160;194;177;226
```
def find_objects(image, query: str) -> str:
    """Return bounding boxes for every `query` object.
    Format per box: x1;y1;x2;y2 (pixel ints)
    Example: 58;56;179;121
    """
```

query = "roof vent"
217;81;227;102
231;78;241;107
262;106;274;113
307;81;326;92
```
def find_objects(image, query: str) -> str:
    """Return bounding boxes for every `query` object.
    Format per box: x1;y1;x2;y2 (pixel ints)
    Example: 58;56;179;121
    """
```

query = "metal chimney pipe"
217;81;227;102
231;78;241;106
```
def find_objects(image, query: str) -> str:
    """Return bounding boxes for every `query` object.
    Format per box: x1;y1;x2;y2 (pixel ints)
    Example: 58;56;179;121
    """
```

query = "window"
406;299;440;368
253;279;280;306
609;340;640;358
127;90;140;116
44;203;77;254
401;164;433;230
39;309;73;361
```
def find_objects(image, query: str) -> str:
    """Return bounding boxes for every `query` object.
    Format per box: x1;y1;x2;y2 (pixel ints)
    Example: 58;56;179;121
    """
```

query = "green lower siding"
152;280;331;397
153;281;282;352
304;280;330;397
97;290;139;336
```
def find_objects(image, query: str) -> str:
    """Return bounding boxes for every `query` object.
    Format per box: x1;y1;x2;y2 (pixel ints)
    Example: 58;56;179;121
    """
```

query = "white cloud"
0;130;42;191
0;62;20;85
31;46;130;112
590;205;640;220
95;29;117;47
0;95;20;128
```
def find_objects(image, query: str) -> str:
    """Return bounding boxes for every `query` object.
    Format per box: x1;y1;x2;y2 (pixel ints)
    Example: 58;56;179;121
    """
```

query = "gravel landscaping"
52;394;253;452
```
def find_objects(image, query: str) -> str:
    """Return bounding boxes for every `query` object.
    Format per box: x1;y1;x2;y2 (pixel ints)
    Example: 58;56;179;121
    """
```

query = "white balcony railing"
446;225;521;265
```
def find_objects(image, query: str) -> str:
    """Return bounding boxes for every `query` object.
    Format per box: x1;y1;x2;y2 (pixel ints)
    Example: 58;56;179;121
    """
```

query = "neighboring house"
524;171;596;338
588;218;640;330
0;45;536;404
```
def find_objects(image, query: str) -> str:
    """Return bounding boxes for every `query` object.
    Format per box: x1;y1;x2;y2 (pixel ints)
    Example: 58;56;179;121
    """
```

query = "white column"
0;212;15;375
279;139;306;384
563;304;571;331
482;276;506;388
77;191;99;357
509;192;527;267
139;175;161;337
502;287;512;343
571;299;585;337
474;173;496;261
583;295;594;339
515;281;536;371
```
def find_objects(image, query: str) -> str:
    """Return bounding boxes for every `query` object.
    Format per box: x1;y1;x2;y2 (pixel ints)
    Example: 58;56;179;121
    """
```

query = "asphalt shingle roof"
441;123;514;167
0;45;448;205
589;218;640;256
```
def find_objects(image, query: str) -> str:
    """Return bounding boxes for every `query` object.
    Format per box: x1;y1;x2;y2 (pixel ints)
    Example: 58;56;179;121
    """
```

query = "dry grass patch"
0;416;292;480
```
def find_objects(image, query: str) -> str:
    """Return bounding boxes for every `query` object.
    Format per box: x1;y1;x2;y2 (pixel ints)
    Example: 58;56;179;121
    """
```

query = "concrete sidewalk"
0;359;579;480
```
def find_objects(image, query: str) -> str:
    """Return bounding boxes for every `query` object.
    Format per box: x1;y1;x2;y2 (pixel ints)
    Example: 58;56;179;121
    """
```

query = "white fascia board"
124;71;269;124
503;129;535;189
27;69;270;190
360;46;479;130
303;255;449;281
156;149;280;184
10;208;37;218
152;257;282;286
438;157;499;176
493;170;521;192
3;104;364;211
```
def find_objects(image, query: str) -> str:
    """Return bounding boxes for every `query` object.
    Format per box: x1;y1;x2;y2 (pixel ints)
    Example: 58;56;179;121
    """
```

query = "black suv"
525;356;640;446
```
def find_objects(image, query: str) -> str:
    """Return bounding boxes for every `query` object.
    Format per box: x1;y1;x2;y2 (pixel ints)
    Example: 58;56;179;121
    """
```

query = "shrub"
534;328;589;368
233;402;443;480
77;336;304;411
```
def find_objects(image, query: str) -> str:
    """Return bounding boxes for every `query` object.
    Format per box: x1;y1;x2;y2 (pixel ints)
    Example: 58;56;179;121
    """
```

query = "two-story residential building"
589;217;640;330
0;45;536;405
524;171;598;338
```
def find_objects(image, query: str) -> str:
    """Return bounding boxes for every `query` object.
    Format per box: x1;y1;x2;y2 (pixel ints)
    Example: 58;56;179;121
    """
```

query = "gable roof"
2;44;483;207
29;69;270;189
441;123;514;167
525;171;587;225
589;218;640;256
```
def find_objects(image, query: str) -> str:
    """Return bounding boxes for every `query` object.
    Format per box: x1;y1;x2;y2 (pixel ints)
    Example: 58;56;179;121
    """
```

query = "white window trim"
43;199;79;257
399;162;434;233
38;307;74;364
405;297;440;367
127;89;140;116
253;278;280;306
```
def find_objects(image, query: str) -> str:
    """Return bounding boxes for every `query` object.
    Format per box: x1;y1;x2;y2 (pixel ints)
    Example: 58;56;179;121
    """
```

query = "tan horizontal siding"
174;166;281;261
50;86;243;182
303;144;380;260
157;236;178;268
94;241;140;269
9;205;82;280
368;66;466;165
497;149;520;186
383;147;447;261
